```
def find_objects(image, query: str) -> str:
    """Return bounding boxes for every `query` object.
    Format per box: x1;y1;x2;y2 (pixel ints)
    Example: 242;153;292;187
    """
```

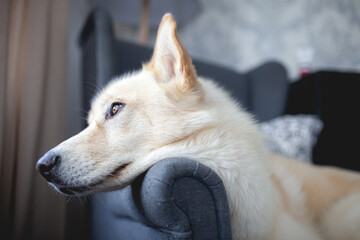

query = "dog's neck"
140;77;277;239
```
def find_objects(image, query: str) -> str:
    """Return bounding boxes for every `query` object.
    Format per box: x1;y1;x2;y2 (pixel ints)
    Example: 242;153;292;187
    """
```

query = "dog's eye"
106;102;125;119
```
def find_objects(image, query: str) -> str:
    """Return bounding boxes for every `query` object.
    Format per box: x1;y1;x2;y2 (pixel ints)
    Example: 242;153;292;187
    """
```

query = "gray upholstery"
80;9;289;240
92;158;232;240
194;61;288;122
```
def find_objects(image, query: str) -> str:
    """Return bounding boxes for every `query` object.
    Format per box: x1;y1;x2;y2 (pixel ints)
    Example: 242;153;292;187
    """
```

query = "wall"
114;0;360;80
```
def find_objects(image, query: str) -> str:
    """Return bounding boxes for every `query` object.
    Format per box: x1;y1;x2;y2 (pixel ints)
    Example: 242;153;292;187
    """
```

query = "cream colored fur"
45;14;360;240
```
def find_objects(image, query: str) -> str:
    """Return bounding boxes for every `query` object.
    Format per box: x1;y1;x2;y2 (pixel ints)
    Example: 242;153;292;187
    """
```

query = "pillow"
260;115;323;163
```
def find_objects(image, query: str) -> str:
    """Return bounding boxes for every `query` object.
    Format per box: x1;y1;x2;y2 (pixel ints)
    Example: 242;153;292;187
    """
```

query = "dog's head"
36;14;210;195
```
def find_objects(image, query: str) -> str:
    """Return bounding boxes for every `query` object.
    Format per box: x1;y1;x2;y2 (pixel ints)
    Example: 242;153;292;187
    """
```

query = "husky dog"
37;14;360;240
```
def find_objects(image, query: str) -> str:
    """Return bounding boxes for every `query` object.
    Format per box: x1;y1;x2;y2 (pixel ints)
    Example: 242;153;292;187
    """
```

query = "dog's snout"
36;152;61;181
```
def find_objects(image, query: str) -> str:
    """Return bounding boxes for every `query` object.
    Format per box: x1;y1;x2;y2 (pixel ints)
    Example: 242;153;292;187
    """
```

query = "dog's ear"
144;14;197;92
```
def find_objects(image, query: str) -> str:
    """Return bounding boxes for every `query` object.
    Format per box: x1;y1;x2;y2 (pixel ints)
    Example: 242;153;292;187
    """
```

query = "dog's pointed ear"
144;14;197;91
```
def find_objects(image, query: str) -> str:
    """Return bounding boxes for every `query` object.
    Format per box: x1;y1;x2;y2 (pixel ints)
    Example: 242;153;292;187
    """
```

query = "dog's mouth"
53;163;131;196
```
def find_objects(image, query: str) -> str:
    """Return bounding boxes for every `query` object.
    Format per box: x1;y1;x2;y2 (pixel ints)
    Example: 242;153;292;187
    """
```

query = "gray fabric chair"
92;158;232;240
80;9;289;240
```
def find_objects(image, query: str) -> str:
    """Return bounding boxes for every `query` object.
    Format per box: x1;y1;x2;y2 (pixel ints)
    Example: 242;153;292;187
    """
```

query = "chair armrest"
91;158;232;240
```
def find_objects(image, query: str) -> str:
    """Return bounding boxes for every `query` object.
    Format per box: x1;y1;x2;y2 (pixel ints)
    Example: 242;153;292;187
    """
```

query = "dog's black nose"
36;152;61;181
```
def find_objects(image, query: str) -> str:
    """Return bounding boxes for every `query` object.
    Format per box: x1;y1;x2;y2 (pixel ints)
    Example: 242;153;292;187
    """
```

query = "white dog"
37;14;360;240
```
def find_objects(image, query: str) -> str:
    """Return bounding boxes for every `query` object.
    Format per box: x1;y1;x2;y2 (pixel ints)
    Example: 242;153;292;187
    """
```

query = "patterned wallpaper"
114;0;360;80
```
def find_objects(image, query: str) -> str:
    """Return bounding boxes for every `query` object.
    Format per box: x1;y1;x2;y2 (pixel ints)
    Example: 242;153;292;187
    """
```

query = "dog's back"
269;154;360;240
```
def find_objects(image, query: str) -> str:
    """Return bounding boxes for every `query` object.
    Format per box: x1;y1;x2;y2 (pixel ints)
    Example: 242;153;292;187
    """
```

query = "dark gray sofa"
79;9;289;240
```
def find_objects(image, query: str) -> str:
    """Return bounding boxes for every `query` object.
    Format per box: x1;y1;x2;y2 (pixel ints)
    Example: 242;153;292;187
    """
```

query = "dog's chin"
49;178;131;196
48;181;103;196
49;163;133;196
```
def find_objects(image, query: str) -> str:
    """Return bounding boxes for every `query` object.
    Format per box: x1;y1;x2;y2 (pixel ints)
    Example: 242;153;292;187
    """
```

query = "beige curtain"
0;0;69;239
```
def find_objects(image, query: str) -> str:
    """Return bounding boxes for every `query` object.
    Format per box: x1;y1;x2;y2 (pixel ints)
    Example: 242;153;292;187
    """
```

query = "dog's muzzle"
36;152;78;195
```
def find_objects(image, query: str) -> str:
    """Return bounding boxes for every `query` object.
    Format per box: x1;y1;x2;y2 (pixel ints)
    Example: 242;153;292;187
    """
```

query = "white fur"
320;193;360;240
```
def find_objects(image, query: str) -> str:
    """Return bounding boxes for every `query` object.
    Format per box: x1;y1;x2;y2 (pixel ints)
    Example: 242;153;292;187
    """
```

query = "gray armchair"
92;158;232;239
80;9;289;240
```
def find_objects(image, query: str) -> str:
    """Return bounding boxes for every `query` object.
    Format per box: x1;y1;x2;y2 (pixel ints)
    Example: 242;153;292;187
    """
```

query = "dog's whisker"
85;77;104;95
66;196;74;202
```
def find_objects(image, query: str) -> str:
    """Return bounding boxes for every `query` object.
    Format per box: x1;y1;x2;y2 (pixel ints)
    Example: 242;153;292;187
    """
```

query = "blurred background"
1;0;360;239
